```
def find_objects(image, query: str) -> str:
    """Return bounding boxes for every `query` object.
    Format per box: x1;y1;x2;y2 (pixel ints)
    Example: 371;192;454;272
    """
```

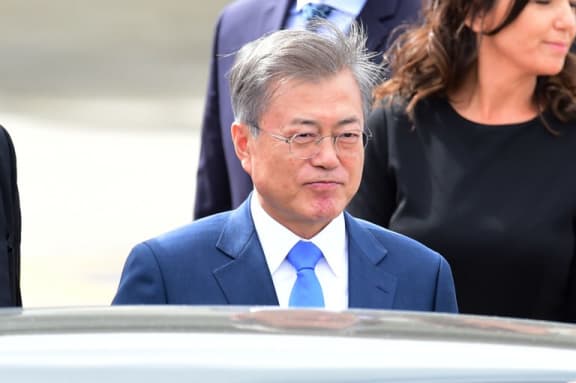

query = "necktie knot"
287;240;323;271
302;3;334;22
286;240;325;307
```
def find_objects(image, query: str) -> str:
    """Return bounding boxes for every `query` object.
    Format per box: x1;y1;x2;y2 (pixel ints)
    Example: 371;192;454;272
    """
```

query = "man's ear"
231;121;252;175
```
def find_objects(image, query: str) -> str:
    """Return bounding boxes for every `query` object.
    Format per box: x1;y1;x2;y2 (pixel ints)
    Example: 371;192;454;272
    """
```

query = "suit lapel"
259;0;292;33
357;0;400;53
345;213;398;309
213;199;279;306
221;0;291;55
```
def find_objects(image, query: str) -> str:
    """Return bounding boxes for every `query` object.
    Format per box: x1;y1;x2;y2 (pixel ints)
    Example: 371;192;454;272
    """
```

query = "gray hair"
228;20;383;134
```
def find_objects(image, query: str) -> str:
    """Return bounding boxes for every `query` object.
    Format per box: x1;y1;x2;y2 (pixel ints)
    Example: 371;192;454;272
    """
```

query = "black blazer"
0;126;22;306
193;0;423;218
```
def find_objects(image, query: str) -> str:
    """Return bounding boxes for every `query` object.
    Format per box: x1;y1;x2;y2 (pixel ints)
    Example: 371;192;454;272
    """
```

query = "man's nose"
309;136;340;167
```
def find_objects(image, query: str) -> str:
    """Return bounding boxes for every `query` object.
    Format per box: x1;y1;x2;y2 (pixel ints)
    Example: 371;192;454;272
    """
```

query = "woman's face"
476;0;576;76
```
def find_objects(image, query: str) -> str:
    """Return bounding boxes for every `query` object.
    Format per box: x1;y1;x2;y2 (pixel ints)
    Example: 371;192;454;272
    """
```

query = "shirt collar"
294;0;367;16
250;193;347;277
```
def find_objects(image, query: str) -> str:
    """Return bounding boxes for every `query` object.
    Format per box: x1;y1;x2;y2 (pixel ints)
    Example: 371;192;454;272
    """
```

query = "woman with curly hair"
348;0;576;322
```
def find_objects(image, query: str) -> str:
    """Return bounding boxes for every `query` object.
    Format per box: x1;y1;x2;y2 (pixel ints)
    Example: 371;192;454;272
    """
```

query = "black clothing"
0;126;22;306
348;97;576;322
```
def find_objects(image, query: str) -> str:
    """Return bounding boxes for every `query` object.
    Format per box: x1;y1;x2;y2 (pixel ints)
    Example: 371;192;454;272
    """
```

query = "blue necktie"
287;240;325;307
302;3;334;27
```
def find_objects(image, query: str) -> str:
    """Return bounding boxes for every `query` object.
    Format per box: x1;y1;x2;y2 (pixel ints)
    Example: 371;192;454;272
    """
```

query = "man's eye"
292;133;318;144
338;132;361;143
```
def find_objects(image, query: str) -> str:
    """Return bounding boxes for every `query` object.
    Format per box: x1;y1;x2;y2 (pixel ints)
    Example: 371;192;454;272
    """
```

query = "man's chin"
307;201;343;221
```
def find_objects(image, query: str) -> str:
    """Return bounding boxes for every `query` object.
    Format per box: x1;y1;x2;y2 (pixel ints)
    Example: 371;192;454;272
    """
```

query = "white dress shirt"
250;193;349;310
284;0;368;33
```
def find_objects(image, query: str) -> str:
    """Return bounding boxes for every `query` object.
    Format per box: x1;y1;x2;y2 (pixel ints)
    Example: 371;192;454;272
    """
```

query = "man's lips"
304;180;343;189
304;180;343;185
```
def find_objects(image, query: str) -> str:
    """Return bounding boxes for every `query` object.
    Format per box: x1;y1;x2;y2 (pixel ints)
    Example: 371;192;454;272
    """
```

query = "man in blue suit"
194;0;422;219
113;23;457;312
0;126;22;307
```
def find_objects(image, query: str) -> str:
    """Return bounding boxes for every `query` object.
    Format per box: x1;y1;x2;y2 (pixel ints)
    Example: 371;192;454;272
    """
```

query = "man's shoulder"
347;215;440;260
0;125;7;141
0;125;14;155
142;211;234;252
0;125;17;197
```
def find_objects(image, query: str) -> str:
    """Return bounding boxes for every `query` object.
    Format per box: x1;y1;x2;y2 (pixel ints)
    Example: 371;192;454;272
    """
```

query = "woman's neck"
449;62;539;125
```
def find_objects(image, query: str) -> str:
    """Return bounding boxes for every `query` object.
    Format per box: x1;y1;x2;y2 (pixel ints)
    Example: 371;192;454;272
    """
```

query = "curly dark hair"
376;0;576;125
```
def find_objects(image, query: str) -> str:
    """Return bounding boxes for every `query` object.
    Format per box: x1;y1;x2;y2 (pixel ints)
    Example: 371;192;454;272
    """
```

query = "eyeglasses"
252;125;370;160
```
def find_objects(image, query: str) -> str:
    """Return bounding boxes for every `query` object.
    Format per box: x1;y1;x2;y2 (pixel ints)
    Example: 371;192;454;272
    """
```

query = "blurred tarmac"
0;0;231;306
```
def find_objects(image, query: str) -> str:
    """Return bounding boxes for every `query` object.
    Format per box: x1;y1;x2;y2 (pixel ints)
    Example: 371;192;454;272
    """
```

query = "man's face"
233;69;365;239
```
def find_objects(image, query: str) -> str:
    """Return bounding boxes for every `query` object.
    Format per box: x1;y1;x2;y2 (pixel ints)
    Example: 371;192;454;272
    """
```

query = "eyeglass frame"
250;124;372;160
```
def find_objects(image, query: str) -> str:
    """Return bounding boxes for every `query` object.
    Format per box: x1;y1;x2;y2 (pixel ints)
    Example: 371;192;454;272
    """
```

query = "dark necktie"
287;240;325;307
302;3;334;28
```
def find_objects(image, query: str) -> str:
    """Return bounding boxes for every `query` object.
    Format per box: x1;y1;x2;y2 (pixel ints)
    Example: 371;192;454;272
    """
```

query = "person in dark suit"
194;0;422;219
0;126;22;307
113;23;458;312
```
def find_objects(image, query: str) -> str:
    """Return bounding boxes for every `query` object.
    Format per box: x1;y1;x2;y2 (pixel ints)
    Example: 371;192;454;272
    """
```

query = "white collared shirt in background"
250;193;349;310
284;0;368;33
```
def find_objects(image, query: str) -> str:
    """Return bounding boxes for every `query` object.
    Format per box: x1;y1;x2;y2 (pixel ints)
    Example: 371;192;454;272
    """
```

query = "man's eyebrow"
337;117;361;126
288;118;319;127
288;116;361;127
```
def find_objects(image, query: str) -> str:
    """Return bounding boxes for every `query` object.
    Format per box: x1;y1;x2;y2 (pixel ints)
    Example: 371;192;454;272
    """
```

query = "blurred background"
0;0;231;306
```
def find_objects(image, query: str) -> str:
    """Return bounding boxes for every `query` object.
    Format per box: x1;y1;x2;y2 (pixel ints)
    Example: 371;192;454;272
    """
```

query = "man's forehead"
285;116;362;127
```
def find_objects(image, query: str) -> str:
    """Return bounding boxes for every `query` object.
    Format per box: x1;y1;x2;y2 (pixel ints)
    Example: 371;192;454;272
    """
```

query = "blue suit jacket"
194;0;422;218
113;199;457;312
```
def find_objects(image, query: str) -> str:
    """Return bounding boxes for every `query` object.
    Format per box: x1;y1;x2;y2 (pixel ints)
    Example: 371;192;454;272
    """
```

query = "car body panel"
1;306;576;382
